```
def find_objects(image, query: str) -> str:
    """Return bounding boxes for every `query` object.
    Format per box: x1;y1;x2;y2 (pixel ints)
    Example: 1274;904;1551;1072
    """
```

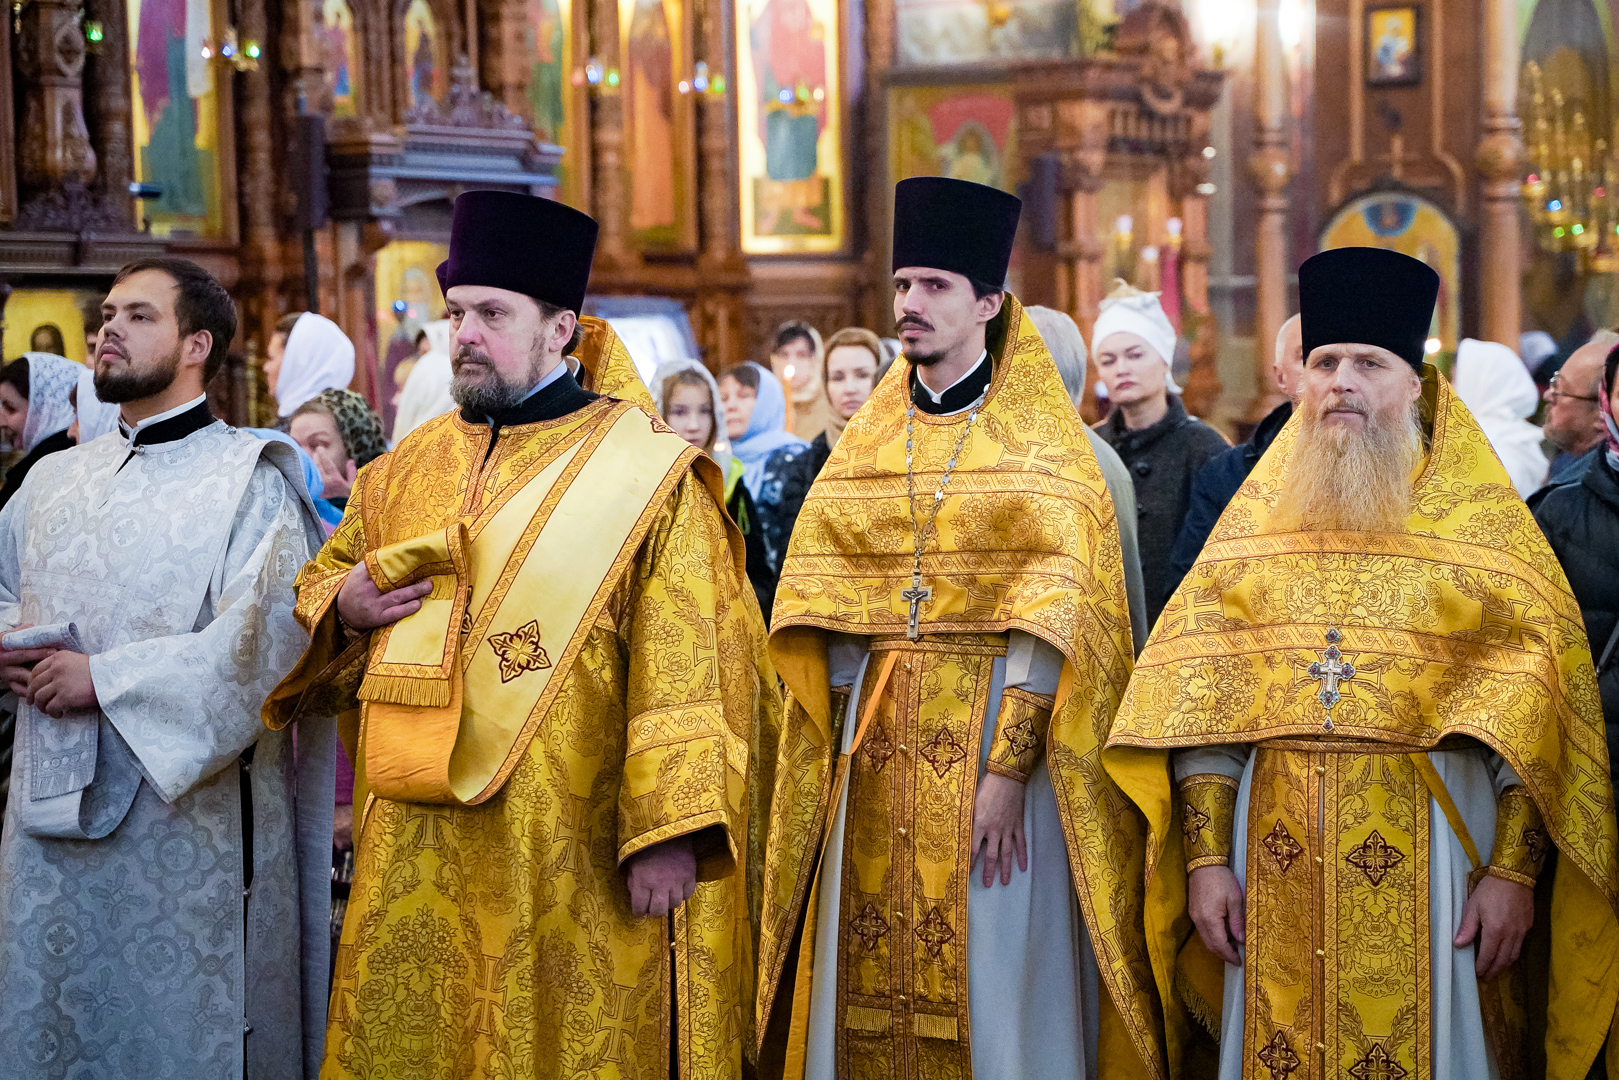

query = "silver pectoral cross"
900;575;933;640
1307;627;1355;732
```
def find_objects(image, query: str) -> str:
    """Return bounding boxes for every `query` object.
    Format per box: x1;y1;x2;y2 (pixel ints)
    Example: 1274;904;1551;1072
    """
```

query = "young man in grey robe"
0;258;332;1079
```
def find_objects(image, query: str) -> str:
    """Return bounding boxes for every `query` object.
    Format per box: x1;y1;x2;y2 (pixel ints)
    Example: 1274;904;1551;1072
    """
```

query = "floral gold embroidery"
1182;803;1210;847
1003;715;1039;755
486;620;552;682
1346;829;1406;887
1262;820;1303;873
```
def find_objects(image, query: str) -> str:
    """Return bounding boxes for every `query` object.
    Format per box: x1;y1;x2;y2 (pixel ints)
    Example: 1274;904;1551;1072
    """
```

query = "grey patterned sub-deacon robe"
0;416;333;1080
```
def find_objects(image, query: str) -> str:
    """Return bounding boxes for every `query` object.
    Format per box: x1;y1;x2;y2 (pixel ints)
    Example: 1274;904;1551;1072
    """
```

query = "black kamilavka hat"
436;190;599;313
891;177;1022;288
1299;247;1440;370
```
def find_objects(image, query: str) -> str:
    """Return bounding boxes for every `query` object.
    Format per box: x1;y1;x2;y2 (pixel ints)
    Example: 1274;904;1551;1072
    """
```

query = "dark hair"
0;357;28;400
535;297;584;356
275;312;304;337
773;320;817;354
113;257;237;384
968;277;1004;301
29;324;65;354
413;327;429;348
722;363;761;392
1606;341;1619;397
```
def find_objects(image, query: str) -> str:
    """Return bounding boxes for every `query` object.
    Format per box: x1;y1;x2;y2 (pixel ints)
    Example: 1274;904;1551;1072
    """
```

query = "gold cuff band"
1180;773;1239;871
986;687;1054;783
1489;786;1550;883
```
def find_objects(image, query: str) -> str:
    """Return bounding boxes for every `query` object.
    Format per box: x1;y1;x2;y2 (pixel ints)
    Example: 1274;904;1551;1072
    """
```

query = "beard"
94;343;180;403
895;315;948;366
450;338;549;416
1272;393;1424;534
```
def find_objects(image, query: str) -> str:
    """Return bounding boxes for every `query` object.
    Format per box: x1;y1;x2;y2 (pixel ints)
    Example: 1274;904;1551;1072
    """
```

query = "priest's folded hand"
624;835;697;917
1453;873;1534;981
0;626;53;696
971;771;1029;887
1188;863;1246;965
336;563;434;630
26;650;96;718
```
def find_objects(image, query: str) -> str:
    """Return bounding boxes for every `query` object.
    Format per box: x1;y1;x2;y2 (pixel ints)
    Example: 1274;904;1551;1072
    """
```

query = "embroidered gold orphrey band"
359;401;695;804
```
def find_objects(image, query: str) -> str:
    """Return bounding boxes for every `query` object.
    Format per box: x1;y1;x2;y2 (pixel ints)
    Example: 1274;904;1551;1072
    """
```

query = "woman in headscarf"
768;320;841;442
1453;337;1549;497
0;353;81;509
265;311;356;419
802;326;883;478
289;388;389;527
650;358;776;617
718;361;810;607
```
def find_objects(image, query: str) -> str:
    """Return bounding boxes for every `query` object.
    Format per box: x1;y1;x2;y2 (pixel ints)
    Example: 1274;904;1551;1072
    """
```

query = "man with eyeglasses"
1532;329;1616;508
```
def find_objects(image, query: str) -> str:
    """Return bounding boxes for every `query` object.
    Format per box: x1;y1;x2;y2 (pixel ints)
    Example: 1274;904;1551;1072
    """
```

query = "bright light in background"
1424;337;1442;355
1195;0;1253;66
1277;0;1306;51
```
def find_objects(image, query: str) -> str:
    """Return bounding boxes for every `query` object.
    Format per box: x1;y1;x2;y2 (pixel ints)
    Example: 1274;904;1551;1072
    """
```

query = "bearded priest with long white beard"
1105;247;1619;1080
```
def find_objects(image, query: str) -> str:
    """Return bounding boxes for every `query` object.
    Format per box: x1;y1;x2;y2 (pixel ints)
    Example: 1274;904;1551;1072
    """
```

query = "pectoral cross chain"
900;575;933;641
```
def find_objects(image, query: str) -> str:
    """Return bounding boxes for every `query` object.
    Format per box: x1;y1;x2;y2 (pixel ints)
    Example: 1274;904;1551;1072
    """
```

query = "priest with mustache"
1106;247;1619;1080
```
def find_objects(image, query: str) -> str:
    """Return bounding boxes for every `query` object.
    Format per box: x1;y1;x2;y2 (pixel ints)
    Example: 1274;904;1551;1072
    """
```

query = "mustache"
1317;394;1368;419
895;315;933;334
452;345;492;368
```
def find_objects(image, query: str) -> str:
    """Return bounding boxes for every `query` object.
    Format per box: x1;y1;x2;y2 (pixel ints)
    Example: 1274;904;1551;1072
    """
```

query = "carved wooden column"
280;0;328;313
482;0;532;117
589;0;637;270
691;0;748;371
861;0;896;329
1477;0;1522;347
1249;0;1292;419
237;0;282;372
83;0;132;221
16;0;99;197
1176;116;1221;418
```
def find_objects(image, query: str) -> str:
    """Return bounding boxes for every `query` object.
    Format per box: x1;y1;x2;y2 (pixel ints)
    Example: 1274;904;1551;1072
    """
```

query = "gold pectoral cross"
1308;627;1355;732
900;576;932;640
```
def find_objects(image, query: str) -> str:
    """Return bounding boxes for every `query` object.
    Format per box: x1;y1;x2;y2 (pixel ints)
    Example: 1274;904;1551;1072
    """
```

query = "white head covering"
1452;337;1549;498
1091;282;1181;394
1518;330;1558;372
16;353;81;453
72;362;121;443
390;319;454;442
1025;306;1087;409
649;357;732;474
276;312;355;416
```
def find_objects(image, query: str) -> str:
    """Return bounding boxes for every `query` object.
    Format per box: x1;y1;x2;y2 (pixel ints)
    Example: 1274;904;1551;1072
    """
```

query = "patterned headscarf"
19;353;82;453
305;388;388;469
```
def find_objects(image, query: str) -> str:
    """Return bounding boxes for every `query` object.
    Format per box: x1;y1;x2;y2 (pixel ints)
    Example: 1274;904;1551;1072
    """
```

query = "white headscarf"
276;312;355;416
17;353;81;453
72;363;121;443
1091;284;1181;394
649;358;732;475
1452;337;1549;498
390;319;454;443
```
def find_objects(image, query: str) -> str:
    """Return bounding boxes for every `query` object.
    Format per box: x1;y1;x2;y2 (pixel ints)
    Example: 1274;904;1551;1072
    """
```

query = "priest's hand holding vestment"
334;561;431;630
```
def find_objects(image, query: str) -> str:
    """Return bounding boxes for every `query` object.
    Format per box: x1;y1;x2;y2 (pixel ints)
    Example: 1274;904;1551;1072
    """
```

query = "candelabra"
1520;60;1619;271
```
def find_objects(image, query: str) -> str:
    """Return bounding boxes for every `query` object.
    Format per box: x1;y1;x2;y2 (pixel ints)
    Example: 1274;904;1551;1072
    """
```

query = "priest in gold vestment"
1105;248;1619;1080
264;192;778;1080
756;177;1166;1080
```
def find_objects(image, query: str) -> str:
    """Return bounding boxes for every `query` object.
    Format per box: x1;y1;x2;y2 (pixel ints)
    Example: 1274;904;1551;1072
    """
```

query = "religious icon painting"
737;0;847;253
524;0;589;208
127;0;227;237
1365;5;1420;86
620;0;698;252
888;84;1019;194
322;0;362;119
404;0;449;111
